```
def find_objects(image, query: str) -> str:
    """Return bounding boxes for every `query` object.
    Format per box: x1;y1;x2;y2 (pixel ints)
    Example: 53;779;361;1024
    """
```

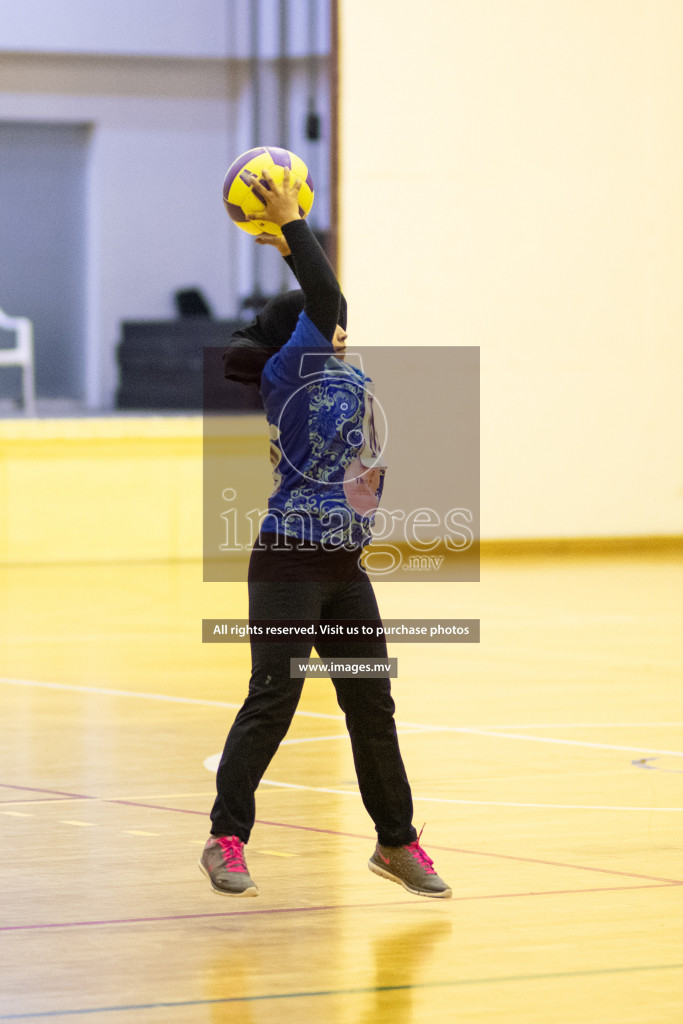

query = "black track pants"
210;535;418;847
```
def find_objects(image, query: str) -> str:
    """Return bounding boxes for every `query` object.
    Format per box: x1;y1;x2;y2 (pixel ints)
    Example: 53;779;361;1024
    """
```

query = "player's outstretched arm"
245;168;340;343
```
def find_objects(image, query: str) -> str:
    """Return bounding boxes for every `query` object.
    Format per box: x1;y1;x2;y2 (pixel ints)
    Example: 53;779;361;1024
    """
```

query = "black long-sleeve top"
280;219;340;343
223;219;343;384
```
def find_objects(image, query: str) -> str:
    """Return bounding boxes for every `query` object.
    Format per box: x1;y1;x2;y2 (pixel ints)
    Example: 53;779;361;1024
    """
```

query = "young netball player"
199;166;451;899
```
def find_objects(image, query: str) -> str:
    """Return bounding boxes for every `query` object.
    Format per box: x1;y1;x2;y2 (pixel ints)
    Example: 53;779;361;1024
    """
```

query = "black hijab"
223;290;347;385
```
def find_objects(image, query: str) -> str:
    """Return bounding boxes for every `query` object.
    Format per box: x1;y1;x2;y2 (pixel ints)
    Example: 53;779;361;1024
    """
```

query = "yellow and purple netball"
223;147;314;236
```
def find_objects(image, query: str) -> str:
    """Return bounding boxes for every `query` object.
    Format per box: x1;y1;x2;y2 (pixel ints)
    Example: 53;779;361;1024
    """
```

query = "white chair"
0;307;37;416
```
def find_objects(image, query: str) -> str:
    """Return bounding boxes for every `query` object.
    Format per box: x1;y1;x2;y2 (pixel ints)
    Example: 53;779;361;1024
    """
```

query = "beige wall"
338;0;683;539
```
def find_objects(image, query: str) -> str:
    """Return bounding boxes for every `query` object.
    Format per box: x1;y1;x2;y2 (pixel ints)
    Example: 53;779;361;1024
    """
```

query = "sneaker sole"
368;858;452;899
198;859;259;897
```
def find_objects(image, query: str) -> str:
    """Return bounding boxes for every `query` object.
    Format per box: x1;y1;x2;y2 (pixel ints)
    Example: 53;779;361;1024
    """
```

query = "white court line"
281;733;347;746
2;676;682;759
202;729;433;770
1;633;195;644
3;677;682;814
442;727;683;759
461;723;683;730
258;779;683;812
0;677;337;721
0;676;243;710
281;728;431;747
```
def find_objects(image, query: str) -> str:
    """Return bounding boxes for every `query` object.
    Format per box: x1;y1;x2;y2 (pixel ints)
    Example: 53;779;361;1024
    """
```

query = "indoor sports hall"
1;3;682;1022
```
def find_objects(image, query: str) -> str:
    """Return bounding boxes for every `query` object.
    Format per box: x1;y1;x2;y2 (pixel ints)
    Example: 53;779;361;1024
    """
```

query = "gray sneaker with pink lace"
199;835;259;896
368;835;452;898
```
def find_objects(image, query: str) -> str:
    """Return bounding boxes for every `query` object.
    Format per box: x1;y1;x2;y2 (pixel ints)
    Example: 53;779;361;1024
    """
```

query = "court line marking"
0;767;638;809
60;797;683;884
279;732;366;746
447;727;683;759
0;885;675;934
198;811;683;885
4;677;683;814
0;632;199;644
257;778;683;813
2;962;683;1018
0;781;96;800
0;900;417;932
0;797;82;806
281;728;431;746
3;676;683;758
14;760;674;817
1;784;679;885
2;679;679;753
2;679;680;898
467;723;683;729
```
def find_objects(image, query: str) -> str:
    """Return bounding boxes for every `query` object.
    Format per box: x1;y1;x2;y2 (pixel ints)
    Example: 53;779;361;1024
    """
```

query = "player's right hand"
246;167;302;228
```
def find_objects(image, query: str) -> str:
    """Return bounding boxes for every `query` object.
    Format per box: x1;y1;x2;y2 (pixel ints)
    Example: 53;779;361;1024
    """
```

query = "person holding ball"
200;165;452;900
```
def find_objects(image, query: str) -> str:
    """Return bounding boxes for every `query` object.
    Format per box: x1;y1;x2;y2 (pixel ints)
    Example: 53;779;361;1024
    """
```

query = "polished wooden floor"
1;549;682;1022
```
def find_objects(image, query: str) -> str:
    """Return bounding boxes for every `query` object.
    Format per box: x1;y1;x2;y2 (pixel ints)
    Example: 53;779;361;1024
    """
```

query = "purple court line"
451;882;678;901
0;882;675;933
5;784;683;887
435;843;683;886
4;963;683;1020
106;798;202;815
252;817;683;886
0;900;409;932
108;801;683;887
0;798;76;806
0;783;95;801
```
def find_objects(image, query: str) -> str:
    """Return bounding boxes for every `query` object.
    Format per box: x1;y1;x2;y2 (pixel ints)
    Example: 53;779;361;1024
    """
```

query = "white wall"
0;0;230;58
0;0;330;59
0;54;236;407
0;0;332;409
339;0;683;540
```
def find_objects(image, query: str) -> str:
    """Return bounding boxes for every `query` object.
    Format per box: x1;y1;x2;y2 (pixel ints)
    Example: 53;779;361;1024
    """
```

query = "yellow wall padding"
0;416;268;565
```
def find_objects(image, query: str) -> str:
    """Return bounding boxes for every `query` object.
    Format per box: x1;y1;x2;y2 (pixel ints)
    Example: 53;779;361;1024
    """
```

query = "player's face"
332;324;347;359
